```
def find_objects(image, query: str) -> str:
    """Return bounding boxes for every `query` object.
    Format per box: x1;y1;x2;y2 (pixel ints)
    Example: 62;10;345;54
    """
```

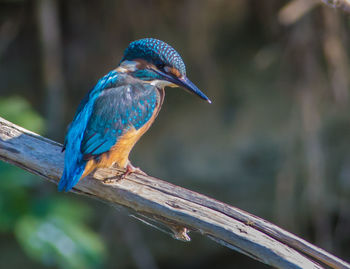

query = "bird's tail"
58;162;85;192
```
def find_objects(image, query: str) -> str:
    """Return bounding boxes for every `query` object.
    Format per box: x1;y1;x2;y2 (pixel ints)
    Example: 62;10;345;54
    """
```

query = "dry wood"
0;116;349;269
278;0;350;26
321;0;350;13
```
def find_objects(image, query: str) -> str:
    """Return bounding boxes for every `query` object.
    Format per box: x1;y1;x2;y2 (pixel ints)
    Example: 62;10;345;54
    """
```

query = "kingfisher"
58;38;211;192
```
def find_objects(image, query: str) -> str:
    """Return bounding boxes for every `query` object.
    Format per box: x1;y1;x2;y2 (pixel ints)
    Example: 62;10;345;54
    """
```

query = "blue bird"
58;38;211;192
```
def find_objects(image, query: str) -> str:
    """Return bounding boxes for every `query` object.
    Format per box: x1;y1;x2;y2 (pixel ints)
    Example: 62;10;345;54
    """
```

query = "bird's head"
119;38;211;103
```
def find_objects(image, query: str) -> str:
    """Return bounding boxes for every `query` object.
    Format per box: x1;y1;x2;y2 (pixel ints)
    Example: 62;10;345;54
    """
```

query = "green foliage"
15;202;105;269
0;96;106;268
0;96;44;133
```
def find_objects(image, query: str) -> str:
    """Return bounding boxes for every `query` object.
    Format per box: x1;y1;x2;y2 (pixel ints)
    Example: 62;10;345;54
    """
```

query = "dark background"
0;0;349;268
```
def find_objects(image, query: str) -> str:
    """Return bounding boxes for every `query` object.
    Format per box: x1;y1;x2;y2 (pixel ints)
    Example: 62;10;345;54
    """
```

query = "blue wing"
58;71;158;191
81;83;158;160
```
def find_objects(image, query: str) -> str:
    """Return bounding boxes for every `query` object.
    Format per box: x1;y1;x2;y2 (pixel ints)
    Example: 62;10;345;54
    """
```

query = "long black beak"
154;69;211;103
175;76;211;103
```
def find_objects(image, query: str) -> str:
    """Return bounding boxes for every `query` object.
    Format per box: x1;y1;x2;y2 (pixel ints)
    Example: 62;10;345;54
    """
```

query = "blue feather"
59;38;207;192
58;70;119;191
122;38;186;77
81;82;157;158
59;70;159;191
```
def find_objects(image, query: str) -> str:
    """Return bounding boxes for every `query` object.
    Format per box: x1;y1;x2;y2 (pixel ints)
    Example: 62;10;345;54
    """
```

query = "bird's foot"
120;162;147;179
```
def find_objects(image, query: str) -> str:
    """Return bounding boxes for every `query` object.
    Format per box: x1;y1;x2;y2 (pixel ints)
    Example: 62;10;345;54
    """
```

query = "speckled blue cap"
122;38;186;76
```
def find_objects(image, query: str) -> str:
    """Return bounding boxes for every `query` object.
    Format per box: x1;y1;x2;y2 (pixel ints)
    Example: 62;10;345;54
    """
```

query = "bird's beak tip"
155;69;211;103
178;76;211;103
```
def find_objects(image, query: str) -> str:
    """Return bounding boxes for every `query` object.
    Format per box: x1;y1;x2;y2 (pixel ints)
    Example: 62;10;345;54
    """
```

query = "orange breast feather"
81;104;159;178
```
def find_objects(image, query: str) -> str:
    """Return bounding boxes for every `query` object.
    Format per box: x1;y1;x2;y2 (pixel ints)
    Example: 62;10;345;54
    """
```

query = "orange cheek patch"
134;59;150;69
165;66;181;78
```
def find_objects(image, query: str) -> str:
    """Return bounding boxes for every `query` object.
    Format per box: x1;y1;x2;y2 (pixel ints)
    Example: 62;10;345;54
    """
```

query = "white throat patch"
150;80;174;87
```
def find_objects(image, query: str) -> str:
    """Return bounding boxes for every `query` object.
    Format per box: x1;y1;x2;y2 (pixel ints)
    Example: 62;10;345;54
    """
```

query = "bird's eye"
156;63;165;70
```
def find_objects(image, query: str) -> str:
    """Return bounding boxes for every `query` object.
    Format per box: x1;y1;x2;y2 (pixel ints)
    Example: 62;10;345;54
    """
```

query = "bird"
58;38;211;192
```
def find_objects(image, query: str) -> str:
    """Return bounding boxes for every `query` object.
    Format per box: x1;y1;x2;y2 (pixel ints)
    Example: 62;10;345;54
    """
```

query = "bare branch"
321;0;350;13
0;117;349;269
278;0;319;26
278;0;350;26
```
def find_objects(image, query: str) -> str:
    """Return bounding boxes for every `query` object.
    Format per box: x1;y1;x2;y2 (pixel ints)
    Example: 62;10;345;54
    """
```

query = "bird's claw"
103;163;146;184
120;163;147;179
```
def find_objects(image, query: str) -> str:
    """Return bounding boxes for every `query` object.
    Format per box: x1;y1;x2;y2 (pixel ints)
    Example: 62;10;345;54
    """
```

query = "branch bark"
321;0;350;13
0;117;349;269
278;0;350;26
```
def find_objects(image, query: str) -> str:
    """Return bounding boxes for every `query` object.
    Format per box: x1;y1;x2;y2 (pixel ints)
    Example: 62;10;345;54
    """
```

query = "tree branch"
321;0;350;13
0;116;349;269
278;0;350;26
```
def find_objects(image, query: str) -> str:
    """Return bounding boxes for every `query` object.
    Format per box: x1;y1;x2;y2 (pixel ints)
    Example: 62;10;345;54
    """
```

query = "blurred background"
0;0;349;268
